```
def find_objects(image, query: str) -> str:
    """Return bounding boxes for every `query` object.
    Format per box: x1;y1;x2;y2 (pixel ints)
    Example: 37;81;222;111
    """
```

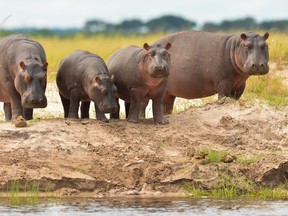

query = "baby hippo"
107;42;171;124
56;50;118;122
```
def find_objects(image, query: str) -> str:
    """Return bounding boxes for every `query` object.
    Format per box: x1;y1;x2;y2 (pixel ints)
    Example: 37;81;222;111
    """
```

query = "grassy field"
21;31;288;106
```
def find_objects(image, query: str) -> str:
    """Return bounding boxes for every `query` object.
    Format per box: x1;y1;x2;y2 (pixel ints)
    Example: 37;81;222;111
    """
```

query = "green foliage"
184;173;288;199
206;150;228;164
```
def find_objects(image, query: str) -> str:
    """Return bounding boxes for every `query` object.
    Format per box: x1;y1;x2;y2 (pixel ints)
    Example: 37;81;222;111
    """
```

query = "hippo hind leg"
163;94;176;115
59;93;70;118
80;101;90;118
4;103;12;121
23;108;33;120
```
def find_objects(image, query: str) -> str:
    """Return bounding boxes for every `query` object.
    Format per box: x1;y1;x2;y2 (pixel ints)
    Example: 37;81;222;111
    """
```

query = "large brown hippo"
0;34;48;120
107;42;171;124
56;50;118;122
152;30;269;114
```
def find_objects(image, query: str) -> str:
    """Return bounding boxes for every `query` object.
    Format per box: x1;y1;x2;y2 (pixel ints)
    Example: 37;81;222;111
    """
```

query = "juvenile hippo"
107;42;171;124
152;30;269;114
56;50;118;122
0;34;48;120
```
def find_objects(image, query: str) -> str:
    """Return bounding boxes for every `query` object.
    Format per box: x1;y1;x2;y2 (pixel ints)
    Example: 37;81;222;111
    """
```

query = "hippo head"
89;75;118;114
235;32;269;75
143;42;172;78
15;61;48;108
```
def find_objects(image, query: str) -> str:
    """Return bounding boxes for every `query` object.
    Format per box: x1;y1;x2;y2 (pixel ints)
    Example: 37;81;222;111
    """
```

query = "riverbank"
0;98;287;198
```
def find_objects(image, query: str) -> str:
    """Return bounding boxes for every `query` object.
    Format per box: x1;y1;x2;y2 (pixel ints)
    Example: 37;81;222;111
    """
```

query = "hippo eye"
260;44;267;50
24;74;31;84
162;51;168;56
245;43;252;50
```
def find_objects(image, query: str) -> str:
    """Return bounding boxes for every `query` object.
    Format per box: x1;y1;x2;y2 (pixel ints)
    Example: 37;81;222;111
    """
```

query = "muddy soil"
0;96;287;197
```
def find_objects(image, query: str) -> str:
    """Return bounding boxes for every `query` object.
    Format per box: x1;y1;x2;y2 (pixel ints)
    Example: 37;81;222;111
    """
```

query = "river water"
0;198;288;216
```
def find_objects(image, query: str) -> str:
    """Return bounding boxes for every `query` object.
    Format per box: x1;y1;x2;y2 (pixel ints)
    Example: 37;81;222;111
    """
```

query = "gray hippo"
152;30;269;114
107;42;171;124
0;34;48;120
56;50;118;122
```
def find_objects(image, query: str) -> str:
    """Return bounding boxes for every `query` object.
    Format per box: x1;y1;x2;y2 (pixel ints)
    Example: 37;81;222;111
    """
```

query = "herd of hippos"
0;30;270;126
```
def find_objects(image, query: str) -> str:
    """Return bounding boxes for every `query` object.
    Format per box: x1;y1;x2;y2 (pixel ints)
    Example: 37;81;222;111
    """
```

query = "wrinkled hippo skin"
107;43;171;124
0;34;48;120
56;50;118;122
153;30;270;114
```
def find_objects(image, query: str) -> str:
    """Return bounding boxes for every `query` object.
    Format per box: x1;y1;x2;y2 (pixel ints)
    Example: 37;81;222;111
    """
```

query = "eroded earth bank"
0;99;288;197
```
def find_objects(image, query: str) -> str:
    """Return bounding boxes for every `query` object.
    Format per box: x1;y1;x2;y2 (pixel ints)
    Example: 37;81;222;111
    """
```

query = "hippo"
151;30;269;114
56;50;118;122
0;34;48;120
107;42;171;124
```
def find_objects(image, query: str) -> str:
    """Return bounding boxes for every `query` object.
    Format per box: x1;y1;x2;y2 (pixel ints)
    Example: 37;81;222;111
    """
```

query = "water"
0;198;288;216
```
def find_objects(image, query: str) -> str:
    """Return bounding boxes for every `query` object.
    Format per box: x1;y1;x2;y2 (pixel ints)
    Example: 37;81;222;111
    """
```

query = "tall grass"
36;33;166;75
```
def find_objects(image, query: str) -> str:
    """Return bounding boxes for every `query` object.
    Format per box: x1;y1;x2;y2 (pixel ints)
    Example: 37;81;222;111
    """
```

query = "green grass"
1;180;58;206
184;173;288;199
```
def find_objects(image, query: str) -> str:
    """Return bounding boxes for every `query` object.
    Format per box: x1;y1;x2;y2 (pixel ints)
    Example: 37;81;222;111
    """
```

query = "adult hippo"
0;34;48;120
107;42;171;124
152;30;269;114
56;50;118;122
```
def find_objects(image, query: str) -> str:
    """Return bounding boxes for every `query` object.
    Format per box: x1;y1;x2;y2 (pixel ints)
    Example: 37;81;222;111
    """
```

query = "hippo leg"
80;101;91;118
152;98;168;125
217;80;233;99
94;103;109;122
232;84;246;100
139;98;149;119
163;94;176;115
110;98;120;119
23;108;33;120
127;89;141;124
6;83;23;120
59;93;70;118
67;89;81;118
4;103;12;121
125;102;130;118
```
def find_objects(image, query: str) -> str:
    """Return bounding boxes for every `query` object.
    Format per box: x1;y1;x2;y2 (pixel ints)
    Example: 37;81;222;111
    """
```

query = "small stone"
13;115;27;127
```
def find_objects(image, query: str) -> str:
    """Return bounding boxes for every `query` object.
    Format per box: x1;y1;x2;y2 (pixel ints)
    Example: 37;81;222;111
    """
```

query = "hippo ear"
263;32;269;40
165;42;172;50
43;62;48;71
143;43;150;51
20;61;26;70
240;33;247;41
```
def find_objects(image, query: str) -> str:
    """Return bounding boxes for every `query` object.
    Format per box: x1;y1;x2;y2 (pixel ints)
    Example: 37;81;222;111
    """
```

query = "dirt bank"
0;98;287;197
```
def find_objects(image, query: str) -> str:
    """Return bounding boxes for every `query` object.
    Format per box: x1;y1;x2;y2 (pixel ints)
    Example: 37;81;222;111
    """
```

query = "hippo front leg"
4;103;12;121
94;103;109;122
152;99;168;125
217;80;233;99
23;108;33;120
68;89;81;118
6;84;24;120
127;88;142;124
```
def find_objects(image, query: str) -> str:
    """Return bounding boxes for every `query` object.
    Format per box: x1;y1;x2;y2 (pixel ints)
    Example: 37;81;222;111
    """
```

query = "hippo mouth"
243;63;269;75
22;97;48;108
99;104;119;114
149;69;170;78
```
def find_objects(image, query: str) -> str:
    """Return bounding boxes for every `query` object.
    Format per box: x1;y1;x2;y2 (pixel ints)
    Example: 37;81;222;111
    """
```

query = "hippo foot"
98;116;109;123
127;118;139;124
154;118;169;125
